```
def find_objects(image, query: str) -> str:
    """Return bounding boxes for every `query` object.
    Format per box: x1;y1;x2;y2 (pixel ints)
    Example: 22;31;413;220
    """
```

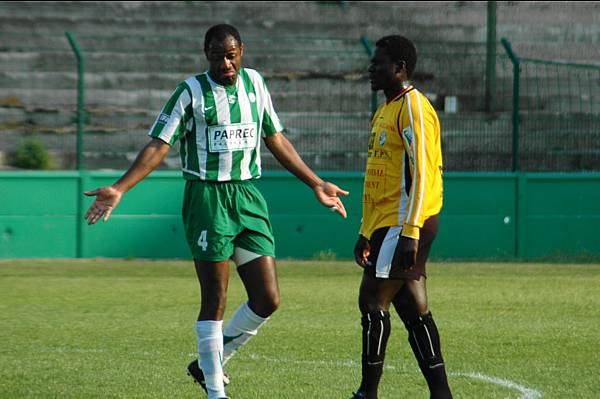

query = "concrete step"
2;72;594;115
2;1;595;27
2;1;598;46
2;123;597;172
0;14;391;41
3;112;596;151
7;105;598;138
0;50;366;73
1;2;597;48
0;84;375;111
0;71;187;90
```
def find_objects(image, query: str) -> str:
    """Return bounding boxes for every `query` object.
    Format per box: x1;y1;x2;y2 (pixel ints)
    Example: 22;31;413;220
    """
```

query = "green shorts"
182;179;275;261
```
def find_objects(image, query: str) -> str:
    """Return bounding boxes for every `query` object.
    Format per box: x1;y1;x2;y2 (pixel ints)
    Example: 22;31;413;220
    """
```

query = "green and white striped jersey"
148;68;283;181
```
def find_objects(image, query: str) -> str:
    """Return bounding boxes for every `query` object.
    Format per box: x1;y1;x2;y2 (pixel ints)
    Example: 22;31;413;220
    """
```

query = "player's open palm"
84;186;123;225
314;182;349;219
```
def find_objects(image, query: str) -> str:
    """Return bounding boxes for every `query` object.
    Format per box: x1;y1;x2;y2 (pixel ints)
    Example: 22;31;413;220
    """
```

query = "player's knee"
358;294;383;315
392;287;428;327
397;307;429;329
361;309;390;326
264;294;280;315
249;293;279;318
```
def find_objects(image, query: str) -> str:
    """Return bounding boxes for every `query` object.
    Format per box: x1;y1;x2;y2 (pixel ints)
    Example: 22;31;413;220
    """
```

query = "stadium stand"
0;1;598;171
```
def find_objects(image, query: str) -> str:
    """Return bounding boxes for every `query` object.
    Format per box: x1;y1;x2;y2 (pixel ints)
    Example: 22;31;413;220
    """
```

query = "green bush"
12;139;51;169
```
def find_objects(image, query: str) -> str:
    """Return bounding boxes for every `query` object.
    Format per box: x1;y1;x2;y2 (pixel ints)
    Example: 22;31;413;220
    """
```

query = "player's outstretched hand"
83;186;123;225
314;181;349;219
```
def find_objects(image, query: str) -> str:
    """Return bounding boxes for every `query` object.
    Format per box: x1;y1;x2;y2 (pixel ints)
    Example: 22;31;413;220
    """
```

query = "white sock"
196;320;226;399
223;302;269;365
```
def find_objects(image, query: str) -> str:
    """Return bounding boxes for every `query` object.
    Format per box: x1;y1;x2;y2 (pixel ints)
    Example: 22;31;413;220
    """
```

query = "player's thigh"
359;270;404;313
415;214;439;270
364;226;423;279
182;180;241;261
233;183;276;258
365;220;438;280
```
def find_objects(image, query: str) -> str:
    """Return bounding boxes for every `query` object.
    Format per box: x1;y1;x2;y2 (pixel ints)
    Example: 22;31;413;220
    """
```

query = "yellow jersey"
360;85;443;240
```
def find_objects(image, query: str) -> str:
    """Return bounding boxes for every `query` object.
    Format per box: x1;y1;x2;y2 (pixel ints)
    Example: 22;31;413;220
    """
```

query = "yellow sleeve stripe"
405;90;426;228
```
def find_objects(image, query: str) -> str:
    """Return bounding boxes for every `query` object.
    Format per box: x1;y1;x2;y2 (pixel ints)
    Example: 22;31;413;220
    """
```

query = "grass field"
1;259;599;399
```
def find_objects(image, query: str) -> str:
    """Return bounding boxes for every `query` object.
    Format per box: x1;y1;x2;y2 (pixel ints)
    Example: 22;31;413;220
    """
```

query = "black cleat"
350;391;368;399
187;359;230;394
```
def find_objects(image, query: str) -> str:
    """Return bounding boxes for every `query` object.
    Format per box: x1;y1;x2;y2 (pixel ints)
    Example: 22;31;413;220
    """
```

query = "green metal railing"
501;38;521;172
59;33;600;173
65;32;86;258
65;32;85;172
501;37;600;172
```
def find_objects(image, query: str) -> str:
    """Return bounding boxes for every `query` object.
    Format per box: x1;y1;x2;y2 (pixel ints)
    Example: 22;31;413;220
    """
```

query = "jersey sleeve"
148;83;193;145
401;91;438;240
258;75;283;137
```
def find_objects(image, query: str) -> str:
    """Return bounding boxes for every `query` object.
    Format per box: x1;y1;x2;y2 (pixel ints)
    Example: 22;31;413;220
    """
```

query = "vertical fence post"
500;37;520;172
65;31;86;258
65;32;85;171
360;36;377;118
501;38;522;259
485;0;497;112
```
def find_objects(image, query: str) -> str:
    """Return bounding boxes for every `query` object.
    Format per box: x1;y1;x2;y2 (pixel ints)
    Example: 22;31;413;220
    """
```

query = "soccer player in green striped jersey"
83;24;349;399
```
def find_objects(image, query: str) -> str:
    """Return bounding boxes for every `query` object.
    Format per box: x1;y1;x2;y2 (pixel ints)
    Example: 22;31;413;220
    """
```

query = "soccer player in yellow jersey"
350;36;452;399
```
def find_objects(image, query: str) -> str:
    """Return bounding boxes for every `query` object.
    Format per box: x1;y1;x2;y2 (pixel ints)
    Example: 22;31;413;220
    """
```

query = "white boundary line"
41;348;543;398
450;372;542;399
244;354;543;399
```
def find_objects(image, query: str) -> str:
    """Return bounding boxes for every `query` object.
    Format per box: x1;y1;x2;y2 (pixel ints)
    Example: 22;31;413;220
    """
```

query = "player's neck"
207;71;239;88
384;81;412;103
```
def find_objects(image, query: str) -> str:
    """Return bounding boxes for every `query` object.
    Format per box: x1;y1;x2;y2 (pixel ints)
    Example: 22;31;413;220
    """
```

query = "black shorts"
365;215;439;280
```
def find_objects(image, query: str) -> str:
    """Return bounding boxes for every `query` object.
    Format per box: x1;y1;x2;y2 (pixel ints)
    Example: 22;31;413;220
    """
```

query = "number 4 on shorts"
197;230;208;251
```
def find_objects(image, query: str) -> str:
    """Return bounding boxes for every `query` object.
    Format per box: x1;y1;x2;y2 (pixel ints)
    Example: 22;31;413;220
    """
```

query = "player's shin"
405;312;452;399
196;320;227;399
359;310;391;399
222;301;269;365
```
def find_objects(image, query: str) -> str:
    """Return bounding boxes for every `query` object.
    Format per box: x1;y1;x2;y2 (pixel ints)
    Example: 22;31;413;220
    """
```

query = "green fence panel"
254;172;363;259
501;39;600;172
521;174;600;259
80;171;187;258
2;172;600;260
433;173;516;259
0;172;79;258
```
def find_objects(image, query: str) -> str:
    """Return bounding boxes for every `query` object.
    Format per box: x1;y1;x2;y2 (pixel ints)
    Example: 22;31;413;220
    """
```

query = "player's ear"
239;43;245;57
396;60;407;74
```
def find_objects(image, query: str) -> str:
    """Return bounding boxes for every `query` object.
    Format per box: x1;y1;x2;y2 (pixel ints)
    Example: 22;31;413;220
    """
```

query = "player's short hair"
375;35;417;78
204;24;243;52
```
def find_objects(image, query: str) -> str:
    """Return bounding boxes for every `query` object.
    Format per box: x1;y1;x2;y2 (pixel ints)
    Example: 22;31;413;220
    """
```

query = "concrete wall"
1;171;599;261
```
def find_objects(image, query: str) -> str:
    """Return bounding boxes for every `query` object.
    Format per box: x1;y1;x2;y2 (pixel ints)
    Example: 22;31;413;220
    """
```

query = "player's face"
205;35;244;86
368;47;397;91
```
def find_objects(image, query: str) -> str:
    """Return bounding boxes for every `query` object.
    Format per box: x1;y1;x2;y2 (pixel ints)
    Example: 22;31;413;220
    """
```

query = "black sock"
358;311;391;399
406;312;452;399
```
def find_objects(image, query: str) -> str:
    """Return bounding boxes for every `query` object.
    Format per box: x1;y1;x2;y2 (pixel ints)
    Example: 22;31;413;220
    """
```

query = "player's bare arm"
84;138;171;225
264;131;349;218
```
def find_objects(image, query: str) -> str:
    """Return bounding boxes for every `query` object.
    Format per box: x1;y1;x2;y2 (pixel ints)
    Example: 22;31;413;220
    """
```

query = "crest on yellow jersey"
402;127;413;147
379;131;387;147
